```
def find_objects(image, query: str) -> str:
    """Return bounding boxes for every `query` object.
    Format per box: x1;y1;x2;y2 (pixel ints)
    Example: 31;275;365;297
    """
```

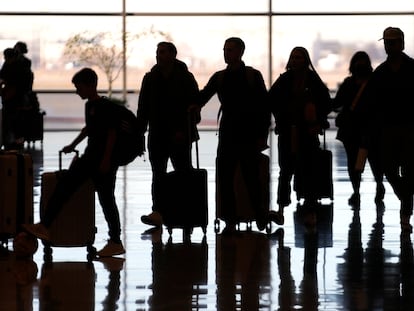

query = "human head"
14;41;28;54
71;67;98;99
286;46;313;72
156;41;177;68
3;48;16;61
379;27;405;56
223;37;245;66
349;51;373;77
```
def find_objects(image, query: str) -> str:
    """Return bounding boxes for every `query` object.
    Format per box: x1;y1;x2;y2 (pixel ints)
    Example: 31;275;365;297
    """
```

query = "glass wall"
0;1;413;129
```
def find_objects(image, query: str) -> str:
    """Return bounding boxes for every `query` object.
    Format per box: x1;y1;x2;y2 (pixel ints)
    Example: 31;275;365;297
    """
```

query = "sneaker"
141;211;163;227
269;210;284;225
22;223;50;242
97;240;125;257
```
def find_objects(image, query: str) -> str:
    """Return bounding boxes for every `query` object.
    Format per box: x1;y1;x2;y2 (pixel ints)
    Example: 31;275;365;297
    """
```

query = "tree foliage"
63;27;171;96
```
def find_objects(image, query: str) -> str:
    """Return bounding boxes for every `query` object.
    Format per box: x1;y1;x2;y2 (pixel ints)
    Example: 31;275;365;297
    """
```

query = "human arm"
62;127;88;153
99;127;117;173
136;73;151;136
268;74;286;134
198;71;220;108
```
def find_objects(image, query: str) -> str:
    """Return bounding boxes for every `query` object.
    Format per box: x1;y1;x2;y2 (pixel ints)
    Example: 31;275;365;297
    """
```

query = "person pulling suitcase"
23;68;126;257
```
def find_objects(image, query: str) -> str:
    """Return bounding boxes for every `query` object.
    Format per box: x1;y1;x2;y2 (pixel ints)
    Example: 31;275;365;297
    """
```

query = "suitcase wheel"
266;222;272;234
214;219;220;233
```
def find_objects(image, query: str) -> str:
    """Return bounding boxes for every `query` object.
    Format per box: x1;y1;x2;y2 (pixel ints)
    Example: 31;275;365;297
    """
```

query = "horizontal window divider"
1;11;413;17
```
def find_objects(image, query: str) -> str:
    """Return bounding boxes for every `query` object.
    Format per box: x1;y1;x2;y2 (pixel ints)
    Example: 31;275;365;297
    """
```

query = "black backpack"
105;98;145;166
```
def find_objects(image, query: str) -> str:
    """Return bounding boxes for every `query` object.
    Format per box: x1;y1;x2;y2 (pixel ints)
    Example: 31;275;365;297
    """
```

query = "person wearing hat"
359;27;414;231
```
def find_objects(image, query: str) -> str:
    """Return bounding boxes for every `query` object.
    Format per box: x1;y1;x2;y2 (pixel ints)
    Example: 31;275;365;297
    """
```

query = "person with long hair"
269;46;332;225
334;51;385;206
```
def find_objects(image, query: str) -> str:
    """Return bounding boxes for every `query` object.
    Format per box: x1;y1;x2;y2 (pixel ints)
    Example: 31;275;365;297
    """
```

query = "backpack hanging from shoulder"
105;98;145;166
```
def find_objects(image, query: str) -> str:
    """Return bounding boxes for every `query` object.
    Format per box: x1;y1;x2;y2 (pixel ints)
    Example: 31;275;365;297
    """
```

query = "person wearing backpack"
23;67;125;257
136;42;200;230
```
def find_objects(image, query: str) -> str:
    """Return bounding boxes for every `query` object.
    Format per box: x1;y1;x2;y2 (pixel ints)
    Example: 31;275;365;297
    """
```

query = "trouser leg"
94;168;121;243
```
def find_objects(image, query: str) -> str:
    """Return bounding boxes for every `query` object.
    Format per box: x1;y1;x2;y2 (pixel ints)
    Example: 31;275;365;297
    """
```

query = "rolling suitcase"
160;138;208;235
215;153;270;232
0;151;33;245
294;131;333;201
40;150;96;258
23;109;46;147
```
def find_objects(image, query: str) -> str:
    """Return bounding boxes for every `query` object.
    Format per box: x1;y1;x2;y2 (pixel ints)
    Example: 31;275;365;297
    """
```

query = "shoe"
97;240;126;257
141;211;163;227
269;210;284;225
22;223;50;242
375;184;385;203
348;193;360;206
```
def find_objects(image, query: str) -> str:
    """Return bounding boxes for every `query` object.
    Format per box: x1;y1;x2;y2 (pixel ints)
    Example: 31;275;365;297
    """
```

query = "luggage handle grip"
188;111;200;169
58;149;79;171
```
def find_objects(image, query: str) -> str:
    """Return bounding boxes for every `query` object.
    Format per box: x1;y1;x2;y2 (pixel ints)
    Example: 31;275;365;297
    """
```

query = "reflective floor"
1;129;413;310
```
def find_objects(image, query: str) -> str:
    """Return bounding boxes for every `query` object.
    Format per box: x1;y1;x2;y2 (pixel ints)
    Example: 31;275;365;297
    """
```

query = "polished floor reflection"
1;129;413;310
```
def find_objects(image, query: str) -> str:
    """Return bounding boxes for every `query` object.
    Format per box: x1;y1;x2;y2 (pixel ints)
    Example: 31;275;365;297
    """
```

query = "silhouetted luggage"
23;109;46;147
39;261;96;310
215;153;270;232
294;132;333;201
160;139;208;235
0;151;33;245
40;150;96;259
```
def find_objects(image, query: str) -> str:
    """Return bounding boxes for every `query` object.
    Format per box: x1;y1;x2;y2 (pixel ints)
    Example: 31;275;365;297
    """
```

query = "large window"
1;1;413;128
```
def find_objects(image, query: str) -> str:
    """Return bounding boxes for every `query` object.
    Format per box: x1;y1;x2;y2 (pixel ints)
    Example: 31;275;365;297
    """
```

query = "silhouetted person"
268;46;331;225
137;41;199;229
0;46;32;148
334;51;385;206
23;67;125;257
360;27;414;231
13;41;33;92
197;37;271;233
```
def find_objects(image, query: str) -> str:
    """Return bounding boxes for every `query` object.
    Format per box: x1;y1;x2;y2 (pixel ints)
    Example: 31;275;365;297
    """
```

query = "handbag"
335;80;368;128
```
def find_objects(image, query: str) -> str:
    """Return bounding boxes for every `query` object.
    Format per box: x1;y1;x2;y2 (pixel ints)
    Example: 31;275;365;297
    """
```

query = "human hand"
62;144;75;154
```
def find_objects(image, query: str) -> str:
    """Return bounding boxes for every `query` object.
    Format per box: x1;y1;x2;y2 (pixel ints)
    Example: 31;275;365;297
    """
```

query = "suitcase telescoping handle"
188;111;200;169
58;149;79;171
